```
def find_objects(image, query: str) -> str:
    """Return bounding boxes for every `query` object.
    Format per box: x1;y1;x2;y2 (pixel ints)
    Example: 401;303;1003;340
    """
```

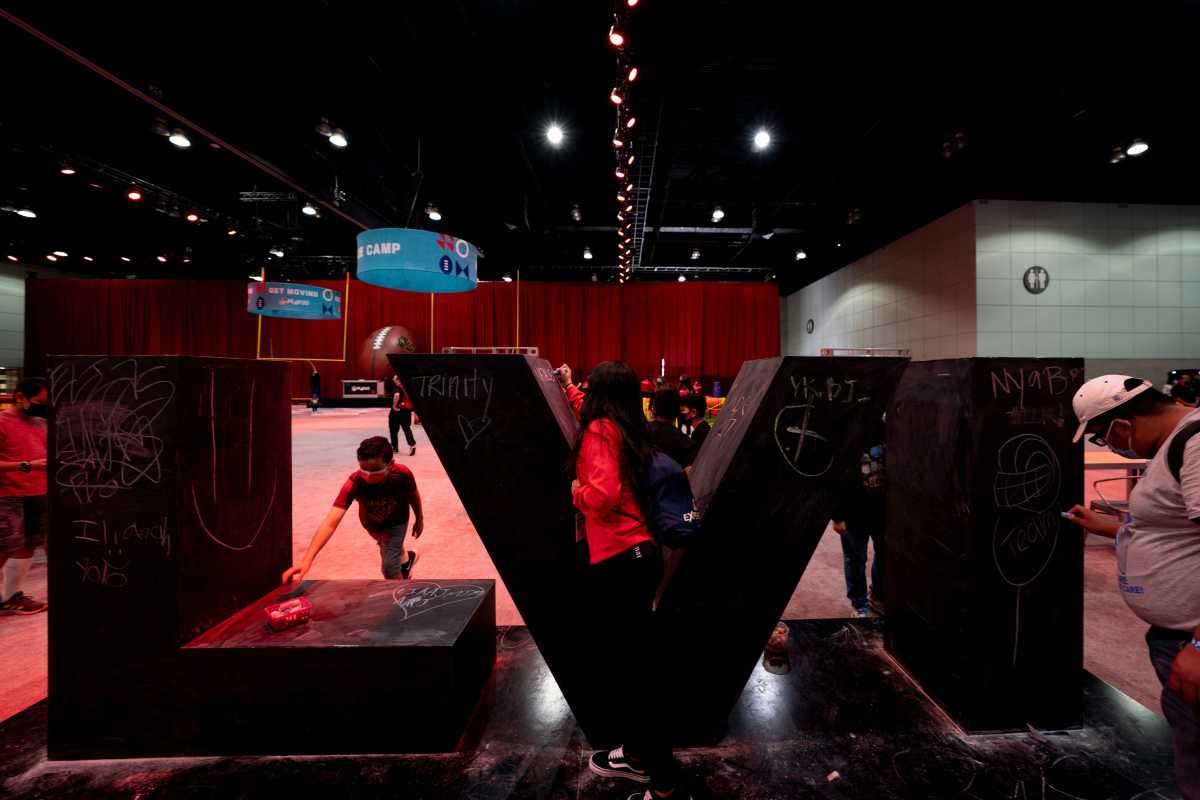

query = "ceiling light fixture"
678;275;686;282
711;206;725;222
627;0;639;6
613;136;624;148
269;248;285;258
168;130;192;148
625;182;634;192
626;117;637;129
795;249;807;260
127;189;143;202
628;66;639;82
502;274;513;283
425;203;442;222
583;247;593;260
691;248;701;260
608;26;625;47
52;250;68;257
617;213;625;221
753;128;771;151
186;213;200;222
120;256;131;262
60;167;76;175
156;255;168;263
328;129;348;148
625;204;634;213
5;255;17;263
45;254;58;262
227;228;238;236
82;256;94;262
615;167;626;179
617;193;627;202
1127;139;1149;156
570;204;582;222
546;123;564;146
610;88;624;105
15;208;36;219
301;202;319;216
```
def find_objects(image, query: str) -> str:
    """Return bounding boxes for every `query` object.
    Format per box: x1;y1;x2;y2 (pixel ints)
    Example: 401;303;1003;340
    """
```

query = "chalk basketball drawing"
993;434;1061;513
773;404;835;477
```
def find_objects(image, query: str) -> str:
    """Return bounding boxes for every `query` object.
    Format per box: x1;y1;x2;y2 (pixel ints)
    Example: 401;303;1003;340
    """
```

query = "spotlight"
5;255;16;262
583;247;593;260
186;212;200;222
608;26;625;47
52;251;67;257
60;166;76;175
627;154;635;165
301;203;318;216
753;128;771;151
627;0;639;6
1127;139;1149;156
269;248;285;258
182;257;191;264
691;248;701;260
626;117;637;129
570;204;582;222
227;228;238;236
120;256;131;262
711;206;725;222
592;273;598;282
617;194;627;202
613;137;625;149
168;130;192;148
618;243;625;251
625;204;634;213
127;189;143;202
836;242;842;248
625;182;634;192
678;275;686;282
328;129;348;148
82;256;94;262
425;203;442;222
617;213;625;221
502;274;513;283
615;167;626;179
45;254;58;262
1110;147;1127;164
546;124;564;146
156;255;168;263
15;209;36;219
794;249;807;260
610;88;624;105
628;66;639;82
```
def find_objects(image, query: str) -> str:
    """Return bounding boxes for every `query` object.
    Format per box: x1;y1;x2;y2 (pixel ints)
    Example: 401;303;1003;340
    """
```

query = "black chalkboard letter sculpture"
656;356;909;743
885;358;1085;733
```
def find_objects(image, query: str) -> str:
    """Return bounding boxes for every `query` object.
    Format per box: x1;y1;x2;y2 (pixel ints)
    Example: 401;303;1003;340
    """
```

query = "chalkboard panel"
386;355;620;740
885;358;1085;732
657;356;909;743
47;356;292;758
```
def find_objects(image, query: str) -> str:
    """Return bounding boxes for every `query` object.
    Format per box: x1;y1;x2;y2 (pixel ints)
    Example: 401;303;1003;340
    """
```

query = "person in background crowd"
691;379;704;396
0;378;49;615
647;389;698;469
677;376;694;398
556;361;692;800
282;436;424;584
310;369;321;414
640;377;653;398
389;375;417;456
681;394;711;449
829;415;887;618
1063;375;1200;800
1173;382;1199;408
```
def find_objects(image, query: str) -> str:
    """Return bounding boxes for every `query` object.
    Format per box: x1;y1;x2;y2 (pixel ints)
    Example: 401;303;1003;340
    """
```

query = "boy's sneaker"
400;551;418;579
589;746;650;784
853;605;871;618
0;592;46;615
409;446;417;456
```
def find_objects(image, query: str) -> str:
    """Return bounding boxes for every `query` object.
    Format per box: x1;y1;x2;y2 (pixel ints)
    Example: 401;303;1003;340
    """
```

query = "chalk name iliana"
72;517;171;589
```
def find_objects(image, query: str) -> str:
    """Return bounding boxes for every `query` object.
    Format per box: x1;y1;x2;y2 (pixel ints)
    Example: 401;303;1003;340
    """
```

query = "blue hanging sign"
356;228;478;293
246;281;342;319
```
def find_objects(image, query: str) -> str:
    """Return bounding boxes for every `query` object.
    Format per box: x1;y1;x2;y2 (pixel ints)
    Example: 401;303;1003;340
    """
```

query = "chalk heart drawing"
457;414;492;450
191;369;278;552
773;403;834;477
391;582;487;622
993;433;1061;513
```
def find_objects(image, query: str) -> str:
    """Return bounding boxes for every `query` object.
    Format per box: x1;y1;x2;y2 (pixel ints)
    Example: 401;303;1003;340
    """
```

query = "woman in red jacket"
560;360;687;800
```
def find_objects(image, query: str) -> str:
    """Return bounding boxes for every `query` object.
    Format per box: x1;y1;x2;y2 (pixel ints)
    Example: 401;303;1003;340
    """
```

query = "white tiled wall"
976;200;1200;359
781;205;976;360
0;265;28;368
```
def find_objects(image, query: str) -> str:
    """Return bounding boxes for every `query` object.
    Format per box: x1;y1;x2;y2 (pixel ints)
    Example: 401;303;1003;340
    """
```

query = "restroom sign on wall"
1023;265;1049;295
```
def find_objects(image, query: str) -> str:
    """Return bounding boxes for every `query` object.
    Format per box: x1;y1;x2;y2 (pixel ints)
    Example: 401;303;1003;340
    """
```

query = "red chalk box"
265;596;312;631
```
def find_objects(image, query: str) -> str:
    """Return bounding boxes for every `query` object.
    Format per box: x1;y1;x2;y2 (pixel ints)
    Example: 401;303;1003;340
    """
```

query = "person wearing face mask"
0;378;50;615
1063;375;1200;800
281;436;423;584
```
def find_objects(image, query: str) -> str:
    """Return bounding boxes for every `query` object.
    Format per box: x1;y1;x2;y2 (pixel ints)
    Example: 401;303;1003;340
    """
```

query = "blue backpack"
639;451;702;548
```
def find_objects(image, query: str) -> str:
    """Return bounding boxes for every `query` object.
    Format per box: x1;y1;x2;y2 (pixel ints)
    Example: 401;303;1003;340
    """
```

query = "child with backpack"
556;361;693;800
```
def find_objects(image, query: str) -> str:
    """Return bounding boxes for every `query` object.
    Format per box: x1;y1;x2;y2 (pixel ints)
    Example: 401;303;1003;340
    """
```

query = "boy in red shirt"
281;436;423;583
0;378;49;615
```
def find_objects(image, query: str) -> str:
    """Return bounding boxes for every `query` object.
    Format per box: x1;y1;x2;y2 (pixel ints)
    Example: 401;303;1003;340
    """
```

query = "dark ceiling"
2;1;1199;293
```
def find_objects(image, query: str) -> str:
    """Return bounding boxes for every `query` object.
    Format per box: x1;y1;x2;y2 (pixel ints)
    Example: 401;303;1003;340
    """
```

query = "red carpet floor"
0;410;1159;724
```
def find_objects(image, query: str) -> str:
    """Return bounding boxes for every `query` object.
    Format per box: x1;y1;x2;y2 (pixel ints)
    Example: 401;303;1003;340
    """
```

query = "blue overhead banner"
356;228;478;293
246;281;342;319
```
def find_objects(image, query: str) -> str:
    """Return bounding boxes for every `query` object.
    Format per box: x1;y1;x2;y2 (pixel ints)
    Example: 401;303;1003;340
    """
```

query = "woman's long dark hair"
570;360;651;508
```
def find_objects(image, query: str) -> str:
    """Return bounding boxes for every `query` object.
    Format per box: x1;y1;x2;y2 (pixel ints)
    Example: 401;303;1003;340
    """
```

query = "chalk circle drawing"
992;508;1061;588
773;404;834;477
190;369;279;551
993;434;1061;513
392;582;487;622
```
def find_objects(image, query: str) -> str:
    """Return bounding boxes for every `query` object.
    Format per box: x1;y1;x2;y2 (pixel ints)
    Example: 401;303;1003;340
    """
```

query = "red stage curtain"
26;278;779;397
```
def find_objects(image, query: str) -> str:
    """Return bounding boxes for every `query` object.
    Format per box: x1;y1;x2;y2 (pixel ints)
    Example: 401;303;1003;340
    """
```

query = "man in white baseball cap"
1065;374;1200;799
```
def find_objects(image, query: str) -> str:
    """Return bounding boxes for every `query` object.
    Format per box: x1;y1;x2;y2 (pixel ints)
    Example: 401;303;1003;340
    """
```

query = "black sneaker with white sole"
589;746;650;784
400;551;418;579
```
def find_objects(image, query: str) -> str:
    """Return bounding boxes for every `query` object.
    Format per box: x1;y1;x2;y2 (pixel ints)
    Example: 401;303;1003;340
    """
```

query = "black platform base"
6;620;1178;799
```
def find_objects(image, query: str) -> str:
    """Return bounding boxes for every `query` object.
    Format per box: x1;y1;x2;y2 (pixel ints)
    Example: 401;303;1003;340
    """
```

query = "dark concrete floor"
0;620;1180;800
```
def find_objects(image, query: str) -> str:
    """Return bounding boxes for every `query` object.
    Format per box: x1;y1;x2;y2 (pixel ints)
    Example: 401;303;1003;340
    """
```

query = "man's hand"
29;458;47;471
412;518;424;539
1062;504;1122;538
571;479;580;493
556;364;572;387
832;520;848;535
281;561;311;584
1168;642;1200;708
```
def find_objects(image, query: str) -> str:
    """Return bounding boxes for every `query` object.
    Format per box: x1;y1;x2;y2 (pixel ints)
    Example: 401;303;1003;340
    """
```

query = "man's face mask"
1090;419;1139;459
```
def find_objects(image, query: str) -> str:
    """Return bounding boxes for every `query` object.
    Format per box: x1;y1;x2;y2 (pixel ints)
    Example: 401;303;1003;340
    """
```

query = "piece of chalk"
1060;511;1073;519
